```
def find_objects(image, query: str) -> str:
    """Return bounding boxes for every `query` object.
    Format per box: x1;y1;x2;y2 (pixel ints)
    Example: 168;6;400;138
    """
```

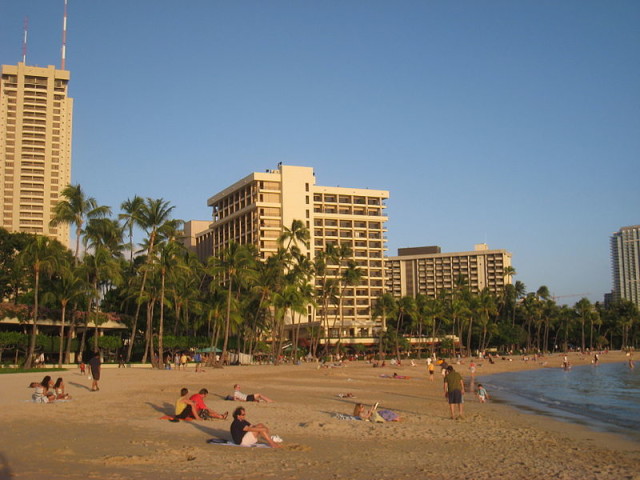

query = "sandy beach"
1;351;638;480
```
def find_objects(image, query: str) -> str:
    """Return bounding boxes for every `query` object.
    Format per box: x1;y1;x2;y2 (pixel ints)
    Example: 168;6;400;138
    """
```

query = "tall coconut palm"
335;260;363;356
43;264;87;366
372;292;396;358
79;245;123;356
50;184;111;264
126;198;175;362
393;296;416;361
278;219;310;251
574;297;593;352
207;242;257;366
119;195;144;263
18;235;65;368
154;240;186;367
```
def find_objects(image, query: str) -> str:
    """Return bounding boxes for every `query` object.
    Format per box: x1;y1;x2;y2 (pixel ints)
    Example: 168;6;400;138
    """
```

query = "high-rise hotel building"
386;244;512;298
611;225;640;308
196;164;389;340
0;63;72;246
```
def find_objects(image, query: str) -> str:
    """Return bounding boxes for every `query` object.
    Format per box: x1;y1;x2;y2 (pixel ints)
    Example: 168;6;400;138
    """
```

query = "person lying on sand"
352;402;401;422
232;384;273;403
230;407;281;448
190;388;227;420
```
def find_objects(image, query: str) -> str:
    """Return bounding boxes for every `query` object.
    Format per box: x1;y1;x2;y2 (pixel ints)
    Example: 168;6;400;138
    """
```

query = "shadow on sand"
0;452;13;480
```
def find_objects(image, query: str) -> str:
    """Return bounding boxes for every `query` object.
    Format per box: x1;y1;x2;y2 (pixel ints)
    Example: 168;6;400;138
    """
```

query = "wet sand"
1;351;638;480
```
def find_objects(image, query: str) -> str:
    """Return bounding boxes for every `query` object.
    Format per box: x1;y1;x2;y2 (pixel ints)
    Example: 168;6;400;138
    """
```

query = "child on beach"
477;384;489;403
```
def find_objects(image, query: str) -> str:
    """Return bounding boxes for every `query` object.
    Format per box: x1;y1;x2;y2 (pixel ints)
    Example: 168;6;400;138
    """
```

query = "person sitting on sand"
232;384;273;403
53;377;71;400
190;388;227;420
31;375;56;403
169;388;202;422
230;407;281;448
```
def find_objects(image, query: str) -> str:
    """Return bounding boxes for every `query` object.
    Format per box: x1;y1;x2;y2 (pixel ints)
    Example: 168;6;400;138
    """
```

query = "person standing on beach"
89;351;101;392
428;362;435;381
443;365;464;420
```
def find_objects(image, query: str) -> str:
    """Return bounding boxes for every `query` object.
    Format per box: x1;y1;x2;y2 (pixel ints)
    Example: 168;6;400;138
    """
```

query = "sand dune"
1;351;638;480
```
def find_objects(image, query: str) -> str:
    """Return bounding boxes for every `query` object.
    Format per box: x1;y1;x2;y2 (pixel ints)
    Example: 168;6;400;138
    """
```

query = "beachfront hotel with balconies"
386;244;512;298
611;225;640;308
0;62;72;246
196;164;389;344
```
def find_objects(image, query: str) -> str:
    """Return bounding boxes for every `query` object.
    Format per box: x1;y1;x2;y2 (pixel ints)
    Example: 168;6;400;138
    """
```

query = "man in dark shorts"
89;351;101;392
232;384;273;403
443;365;464;419
230;407;280;448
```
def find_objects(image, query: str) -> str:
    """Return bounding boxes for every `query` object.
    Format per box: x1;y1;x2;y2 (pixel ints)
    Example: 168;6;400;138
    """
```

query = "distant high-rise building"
0;62;73;246
386;243;513;298
196;164;389;345
611;225;640;308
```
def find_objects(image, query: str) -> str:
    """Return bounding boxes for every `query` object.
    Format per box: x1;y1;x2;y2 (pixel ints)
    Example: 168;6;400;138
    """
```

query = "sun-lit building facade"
0;62;72;246
386;244;512;298
611;225;640;308
196;164;389;343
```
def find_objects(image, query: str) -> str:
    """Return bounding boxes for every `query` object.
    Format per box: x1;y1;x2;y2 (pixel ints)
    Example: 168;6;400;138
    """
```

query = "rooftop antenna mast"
22;17;28;63
61;0;68;70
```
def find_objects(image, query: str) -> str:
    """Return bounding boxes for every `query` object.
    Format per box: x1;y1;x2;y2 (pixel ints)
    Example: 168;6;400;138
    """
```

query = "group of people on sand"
30;376;71;403
168;384;280;447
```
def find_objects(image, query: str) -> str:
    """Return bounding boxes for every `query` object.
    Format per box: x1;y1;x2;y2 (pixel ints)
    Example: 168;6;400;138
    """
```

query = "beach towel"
332;413;362;421
206;438;269;448
377;409;400;422
159;415;194;422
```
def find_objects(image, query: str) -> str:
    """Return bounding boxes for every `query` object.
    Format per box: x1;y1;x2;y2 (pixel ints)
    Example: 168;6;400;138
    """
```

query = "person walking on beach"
443;365;464;420
476;384;489;403
89;351;101;392
230;407;281;448
428;362;435;381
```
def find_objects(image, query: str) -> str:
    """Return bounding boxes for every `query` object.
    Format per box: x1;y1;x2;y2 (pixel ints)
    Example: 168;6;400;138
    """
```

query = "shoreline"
0;351;638;479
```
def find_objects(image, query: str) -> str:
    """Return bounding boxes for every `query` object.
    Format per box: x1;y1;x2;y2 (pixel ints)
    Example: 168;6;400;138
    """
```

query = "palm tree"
18;235;65;367
126;198;175;362
42;263;86;366
80;245;123;357
574;297;593;352
278;219;310;251
335;260;363;356
119;196;144;263
207;242;256;366
393;296;416;361
154;240;186;366
372;292;396;358
474;288;498;354
50;184;111;264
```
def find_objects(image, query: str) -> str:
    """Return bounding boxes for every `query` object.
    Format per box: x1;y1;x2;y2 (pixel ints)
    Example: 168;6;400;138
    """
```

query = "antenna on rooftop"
60;0;68;69
22;17;28;63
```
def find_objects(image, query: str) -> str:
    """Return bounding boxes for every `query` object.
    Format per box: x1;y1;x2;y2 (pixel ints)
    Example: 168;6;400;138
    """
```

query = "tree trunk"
24;268;40;368
58;301;67;367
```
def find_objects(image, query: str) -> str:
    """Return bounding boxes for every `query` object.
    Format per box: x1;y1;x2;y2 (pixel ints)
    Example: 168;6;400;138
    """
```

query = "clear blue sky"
2;1;639;304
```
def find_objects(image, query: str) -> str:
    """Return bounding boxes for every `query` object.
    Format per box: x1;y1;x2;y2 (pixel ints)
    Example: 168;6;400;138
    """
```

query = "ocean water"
477;361;640;442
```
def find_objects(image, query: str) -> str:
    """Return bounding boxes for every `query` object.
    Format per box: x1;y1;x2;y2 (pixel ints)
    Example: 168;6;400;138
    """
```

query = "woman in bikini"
53;377;71;400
